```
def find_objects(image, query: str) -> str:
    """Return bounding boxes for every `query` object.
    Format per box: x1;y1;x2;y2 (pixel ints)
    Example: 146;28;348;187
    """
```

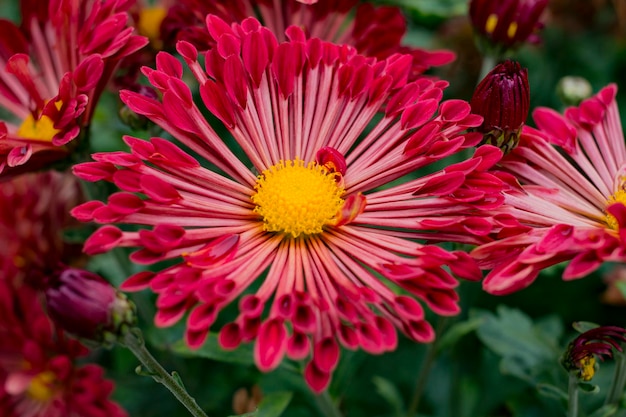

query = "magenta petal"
313;338;340;373
219;323;242;350
84;225;123;255
304;362;331;393
254;318;287;371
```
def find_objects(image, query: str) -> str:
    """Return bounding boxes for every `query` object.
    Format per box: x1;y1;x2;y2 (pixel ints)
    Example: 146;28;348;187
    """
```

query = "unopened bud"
45;268;136;345
470;60;530;153
557;76;592;107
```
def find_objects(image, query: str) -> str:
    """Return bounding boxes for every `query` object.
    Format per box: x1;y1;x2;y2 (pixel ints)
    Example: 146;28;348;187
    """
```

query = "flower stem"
121;328;209;417
315;390;343;417
478;54;498;82
567;372;579;417
406;317;448;417
605;347;626;406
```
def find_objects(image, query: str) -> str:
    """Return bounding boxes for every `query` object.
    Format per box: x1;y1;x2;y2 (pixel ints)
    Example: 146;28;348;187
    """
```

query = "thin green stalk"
605;348;626;406
121;329;209;417
478;54;498;82
315;390;343;417
568;372;579;417
406;317;449;417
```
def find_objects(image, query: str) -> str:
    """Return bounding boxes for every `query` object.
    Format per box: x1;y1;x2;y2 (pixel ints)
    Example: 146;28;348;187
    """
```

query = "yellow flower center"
605;189;626;230
138;6;167;46
485;14;498;34
16;112;60;141
252;159;344;238
507;22;518;39
27;371;56;401
578;355;596;381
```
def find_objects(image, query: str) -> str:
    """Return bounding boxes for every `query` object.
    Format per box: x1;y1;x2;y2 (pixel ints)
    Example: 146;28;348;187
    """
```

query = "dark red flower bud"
469;0;549;53
470;60;530;153
45;268;136;345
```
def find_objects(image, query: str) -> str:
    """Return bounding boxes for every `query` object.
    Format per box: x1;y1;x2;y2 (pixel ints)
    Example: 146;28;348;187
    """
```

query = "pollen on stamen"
252;159;345;238
605;189;626;230
26;370;57;401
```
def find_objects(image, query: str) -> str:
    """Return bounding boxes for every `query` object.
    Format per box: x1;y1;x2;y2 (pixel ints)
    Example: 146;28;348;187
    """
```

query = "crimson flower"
469;0;549;54
472;84;626;295
0;279;127;417
0;0;147;177
160;0;454;78
0;171;84;290
72;16;502;392
470;60;530;153
562;325;626;381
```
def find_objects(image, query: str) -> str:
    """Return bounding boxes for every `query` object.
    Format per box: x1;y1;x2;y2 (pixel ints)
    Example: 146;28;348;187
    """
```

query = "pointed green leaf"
536;383;568;401
372;376;405;417
588;404;618;417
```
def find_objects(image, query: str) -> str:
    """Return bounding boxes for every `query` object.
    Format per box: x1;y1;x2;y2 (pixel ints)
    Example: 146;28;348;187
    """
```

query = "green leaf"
616;281;626;302
588;404;618;417
256;391;293;417
578;382;600;394
474;306;561;382
170;334;255;366
372;376;405;417
536;383;568;401
573;321;600;334
436;316;485;352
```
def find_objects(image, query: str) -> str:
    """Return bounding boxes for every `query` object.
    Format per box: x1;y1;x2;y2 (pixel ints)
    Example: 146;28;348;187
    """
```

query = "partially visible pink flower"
0;279;127;417
472;84;626;295
0;171;84;289
73;16;500;392
160;0;454;78
0;0;147;177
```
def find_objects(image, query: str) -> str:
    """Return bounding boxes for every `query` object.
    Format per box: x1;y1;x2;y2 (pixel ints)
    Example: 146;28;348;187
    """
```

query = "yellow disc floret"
17;113;60;141
27;370;57;401
605;189;626;230
138;7;167;47
252;159;345;238
578;355;596;381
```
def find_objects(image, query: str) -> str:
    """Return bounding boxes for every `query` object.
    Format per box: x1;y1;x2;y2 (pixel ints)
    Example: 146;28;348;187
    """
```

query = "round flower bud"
45;268;137;345
557;76;593;107
470;60;530;153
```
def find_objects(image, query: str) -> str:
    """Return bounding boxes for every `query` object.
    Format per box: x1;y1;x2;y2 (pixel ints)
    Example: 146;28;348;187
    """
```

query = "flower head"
0;0;147;177
73;16;501;392
470;60;530;153
0;171;84;289
472;84;626;294
0;279;127;417
469;0;549;55
562;325;626;381
160;0;454;79
45;268;137;344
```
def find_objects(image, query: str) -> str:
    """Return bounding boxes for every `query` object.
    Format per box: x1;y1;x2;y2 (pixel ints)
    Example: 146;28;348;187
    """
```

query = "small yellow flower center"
485;14;498;34
252;159;344;238
578;355;596;381
138;7;167;46
507;22;518;39
605;189;626;230
16;112;60;141
27;371;56;401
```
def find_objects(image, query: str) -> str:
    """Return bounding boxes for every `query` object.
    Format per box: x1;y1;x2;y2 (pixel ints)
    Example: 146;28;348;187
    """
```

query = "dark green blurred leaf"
616;281;626;303
256;391;293;417
383;0;467;18
436;316;485;352
474;306;561;382
589;404;619;417
372;376;405;417
536;383;567;401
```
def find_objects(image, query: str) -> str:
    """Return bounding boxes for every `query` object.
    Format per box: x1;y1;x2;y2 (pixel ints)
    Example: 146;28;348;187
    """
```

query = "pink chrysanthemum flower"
160;0;454;78
0;279;127;417
0;171;83;289
472;84;626;295
72;16;501;391
0;0;147;176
